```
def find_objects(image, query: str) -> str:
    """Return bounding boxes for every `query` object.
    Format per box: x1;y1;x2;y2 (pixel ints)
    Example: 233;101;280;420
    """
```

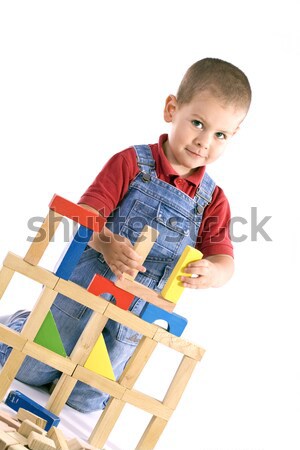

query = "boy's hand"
102;234;146;279
181;255;234;289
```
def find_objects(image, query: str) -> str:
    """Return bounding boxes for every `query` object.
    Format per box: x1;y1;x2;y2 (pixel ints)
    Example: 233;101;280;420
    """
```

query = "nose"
195;131;211;150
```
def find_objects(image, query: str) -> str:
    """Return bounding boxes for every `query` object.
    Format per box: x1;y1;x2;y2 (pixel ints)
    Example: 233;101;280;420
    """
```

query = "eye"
192;120;203;129
216;132;226;140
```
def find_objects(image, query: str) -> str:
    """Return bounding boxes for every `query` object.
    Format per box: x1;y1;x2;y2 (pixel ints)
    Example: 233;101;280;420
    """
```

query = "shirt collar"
158;134;206;187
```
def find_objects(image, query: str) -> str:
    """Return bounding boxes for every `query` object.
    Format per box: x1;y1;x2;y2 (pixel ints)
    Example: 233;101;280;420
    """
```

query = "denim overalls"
0;145;215;412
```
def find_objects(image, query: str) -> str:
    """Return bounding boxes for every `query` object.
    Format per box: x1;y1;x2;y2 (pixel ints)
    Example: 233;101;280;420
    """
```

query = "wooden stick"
22;341;75;375
0;325;27;352
3;253;58;289
153;328;205;361
0;350;26;400
24;211;64;266
136;416;168;450
115;278;175;312
125;225;159;281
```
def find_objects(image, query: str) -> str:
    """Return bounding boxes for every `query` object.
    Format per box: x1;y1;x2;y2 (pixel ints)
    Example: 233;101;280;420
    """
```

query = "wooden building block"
16;409;47;429
136;416;168;450
153;328;205;361
3;253;58;289
115;278;175;312
0;421;15;432
0;430;18;449
24;210;64;265
0;324;27;352
5;391;60;431
47;426;68;450
0;350;26;400
49;194;106;233
33;311;67;357
7;432;28;446
7;444;28;450
54;226;93;280
0;412;19;430
27;431;56;450
67;437;99;450
140;303;188;337
161;245;203;303
22;341;74;375
84;334;115;381
88;274;134;310
125;225;159;281
18;419;46;438
72;365;126;399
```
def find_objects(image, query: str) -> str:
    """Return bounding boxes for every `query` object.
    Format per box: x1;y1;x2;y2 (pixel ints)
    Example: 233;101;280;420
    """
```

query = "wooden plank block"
0;430;18;449
161;245;203;303
119;336;157;389
153;328;205;361
47;426;68;450
105;303;157;339
115;278;175;312
20;287;58;341
16;409;46;429
0;350;26;400
22;341;75;375
7;444;27;449
3;253;58;289
0;412;20;430
121;389;172;421
7;432;28;446
54;226;93;280
24;211;64;265
0;266;14;300
72;365;126;400
0;421;15;432
45;374;77;415
136;416;168;450
0;324;27;352
27;431;56;450
18;419;46;438
124;225;159;281
88;274;134;310
49;194;106;233
140;303;188;337
84;333;115;381
67;437;99;449
162;355;198;410
33;311;67;357
5;390;60;432
88;397;125;448
54;278;108;314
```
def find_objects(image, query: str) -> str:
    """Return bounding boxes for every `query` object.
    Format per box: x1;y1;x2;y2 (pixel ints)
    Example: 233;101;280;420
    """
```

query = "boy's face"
163;90;247;177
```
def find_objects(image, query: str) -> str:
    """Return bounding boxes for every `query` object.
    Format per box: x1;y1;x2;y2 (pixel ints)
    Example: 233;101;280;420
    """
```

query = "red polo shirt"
79;135;233;258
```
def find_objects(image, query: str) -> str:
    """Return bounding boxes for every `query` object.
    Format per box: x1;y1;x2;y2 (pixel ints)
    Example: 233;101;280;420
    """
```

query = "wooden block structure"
0;194;206;449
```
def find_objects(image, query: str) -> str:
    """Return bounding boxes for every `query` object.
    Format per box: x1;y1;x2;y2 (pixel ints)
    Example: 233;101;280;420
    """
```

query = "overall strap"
194;172;216;214
133;145;157;181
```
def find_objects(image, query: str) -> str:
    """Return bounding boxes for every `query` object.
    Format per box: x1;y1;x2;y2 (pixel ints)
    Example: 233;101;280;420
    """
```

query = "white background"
0;1;299;449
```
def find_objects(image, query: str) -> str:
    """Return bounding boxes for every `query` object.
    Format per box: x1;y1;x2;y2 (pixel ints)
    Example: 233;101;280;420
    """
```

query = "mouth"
185;148;207;159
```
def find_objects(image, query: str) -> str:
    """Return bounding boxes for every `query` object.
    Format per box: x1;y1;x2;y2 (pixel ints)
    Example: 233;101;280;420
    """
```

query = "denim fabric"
0;145;215;412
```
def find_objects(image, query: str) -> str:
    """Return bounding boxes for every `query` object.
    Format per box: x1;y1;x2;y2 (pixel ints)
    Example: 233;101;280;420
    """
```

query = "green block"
34;311;67;357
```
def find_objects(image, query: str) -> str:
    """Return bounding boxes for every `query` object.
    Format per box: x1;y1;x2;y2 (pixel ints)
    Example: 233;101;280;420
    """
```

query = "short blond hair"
176;58;251;111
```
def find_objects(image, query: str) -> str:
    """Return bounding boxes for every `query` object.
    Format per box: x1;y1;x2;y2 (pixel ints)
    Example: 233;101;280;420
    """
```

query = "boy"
0;58;251;412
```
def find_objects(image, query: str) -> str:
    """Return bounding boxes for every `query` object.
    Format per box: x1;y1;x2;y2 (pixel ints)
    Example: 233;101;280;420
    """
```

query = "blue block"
54;225;93;280
140;303;188;337
5;390;60;431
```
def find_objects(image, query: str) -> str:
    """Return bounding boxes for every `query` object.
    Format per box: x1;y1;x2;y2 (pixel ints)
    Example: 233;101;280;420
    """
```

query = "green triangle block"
34;311;67;357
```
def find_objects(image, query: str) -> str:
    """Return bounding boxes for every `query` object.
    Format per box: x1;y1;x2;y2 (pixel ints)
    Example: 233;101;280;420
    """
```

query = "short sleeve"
78;148;139;217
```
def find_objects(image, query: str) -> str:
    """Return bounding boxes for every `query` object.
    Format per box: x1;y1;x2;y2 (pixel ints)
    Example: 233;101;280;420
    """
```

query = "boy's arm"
78;204;146;278
181;254;234;289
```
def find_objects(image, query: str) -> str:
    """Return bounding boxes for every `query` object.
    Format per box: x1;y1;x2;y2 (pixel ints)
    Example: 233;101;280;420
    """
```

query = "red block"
88;274;134;310
49;194;105;233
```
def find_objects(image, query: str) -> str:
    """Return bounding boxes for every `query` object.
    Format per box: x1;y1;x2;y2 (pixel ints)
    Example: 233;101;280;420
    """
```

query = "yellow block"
84;334;115;381
161;245;203;303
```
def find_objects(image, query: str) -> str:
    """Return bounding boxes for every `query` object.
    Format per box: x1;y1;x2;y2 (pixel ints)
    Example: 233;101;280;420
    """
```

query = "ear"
163;95;178;123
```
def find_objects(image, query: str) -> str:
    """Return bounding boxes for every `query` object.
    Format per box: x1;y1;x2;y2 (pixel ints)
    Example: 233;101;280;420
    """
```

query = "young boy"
0;58;251;413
